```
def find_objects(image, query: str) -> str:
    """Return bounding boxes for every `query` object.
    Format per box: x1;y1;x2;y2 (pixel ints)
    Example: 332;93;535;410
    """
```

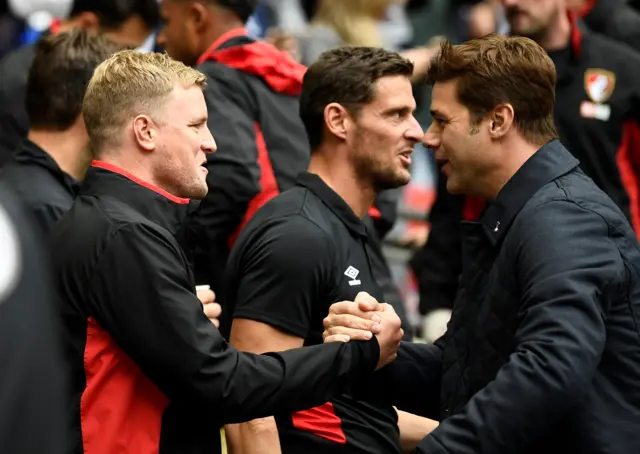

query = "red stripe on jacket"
228;123;280;247
616;121;640;237
80;317;169;454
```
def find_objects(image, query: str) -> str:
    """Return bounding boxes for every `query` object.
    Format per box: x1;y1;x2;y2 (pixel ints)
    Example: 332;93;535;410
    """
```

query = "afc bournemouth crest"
584;69;616;104
581;69;616;121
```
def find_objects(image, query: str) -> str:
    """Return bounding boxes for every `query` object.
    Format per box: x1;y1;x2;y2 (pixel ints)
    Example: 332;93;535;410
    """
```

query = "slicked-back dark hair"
26;29;121;131
300;46;414;150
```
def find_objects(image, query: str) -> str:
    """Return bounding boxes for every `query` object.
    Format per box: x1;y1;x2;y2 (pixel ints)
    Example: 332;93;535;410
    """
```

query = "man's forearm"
397;409;439;453
226;418;281;454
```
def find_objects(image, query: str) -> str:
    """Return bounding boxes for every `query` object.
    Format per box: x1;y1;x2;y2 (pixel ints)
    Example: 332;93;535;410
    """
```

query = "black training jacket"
372;141;640;454
0;182;68;454
0;139;77;233
188;29;310;293
50;161;380;454
580;0;640;50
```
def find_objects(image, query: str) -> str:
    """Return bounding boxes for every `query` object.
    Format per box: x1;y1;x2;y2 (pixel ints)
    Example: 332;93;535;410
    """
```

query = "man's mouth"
398;149;413;166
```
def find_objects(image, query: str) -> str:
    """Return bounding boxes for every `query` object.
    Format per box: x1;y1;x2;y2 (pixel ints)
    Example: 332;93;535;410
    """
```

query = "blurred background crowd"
1;0;640;343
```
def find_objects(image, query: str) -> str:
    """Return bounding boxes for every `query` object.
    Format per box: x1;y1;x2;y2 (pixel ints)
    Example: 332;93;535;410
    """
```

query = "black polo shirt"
222;171;400;454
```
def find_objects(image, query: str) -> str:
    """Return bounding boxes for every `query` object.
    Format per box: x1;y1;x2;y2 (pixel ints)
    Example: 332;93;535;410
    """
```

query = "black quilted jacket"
367;140;640;454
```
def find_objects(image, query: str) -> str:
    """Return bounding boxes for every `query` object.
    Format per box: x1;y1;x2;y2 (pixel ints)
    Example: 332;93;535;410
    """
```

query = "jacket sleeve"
416;200;618;454
189;70;262;287
357;340;443;419
0;185;67;454
87;223;379;425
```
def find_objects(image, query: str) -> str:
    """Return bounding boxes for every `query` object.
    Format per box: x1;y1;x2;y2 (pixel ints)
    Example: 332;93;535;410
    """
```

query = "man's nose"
202;128;217;154
405;116;424;143
422;125;440;150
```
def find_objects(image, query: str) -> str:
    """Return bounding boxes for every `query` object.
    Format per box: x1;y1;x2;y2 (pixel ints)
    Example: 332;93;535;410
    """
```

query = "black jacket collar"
80;161;199;236
13;139;78;196
297;172;367;237
479;140;579;245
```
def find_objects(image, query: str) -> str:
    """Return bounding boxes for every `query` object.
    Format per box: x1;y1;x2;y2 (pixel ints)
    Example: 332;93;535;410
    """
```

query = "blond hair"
83;50;207;154
314;0;392;48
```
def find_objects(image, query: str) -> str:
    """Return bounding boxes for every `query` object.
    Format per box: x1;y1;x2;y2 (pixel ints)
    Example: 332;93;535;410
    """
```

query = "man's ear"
188;1;211;34
324;103;352;141
489;103;515;139
132;115;157;152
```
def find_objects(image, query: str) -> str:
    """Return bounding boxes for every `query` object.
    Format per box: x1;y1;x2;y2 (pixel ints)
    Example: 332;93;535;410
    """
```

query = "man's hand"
323;292;383;343
197;286;222;328
323;292;403;370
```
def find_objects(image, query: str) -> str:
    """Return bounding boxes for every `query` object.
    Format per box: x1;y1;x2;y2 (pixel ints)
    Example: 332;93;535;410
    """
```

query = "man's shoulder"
198;60;246;93
0;161;68;204
585;29;640;67
53;197;179;269
254;185;334;232
233;187;334;260
518;169;629;235
244;189;331;242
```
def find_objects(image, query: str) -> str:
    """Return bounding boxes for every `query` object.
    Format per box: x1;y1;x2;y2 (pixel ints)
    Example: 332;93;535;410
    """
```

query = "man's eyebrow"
189;116;208;125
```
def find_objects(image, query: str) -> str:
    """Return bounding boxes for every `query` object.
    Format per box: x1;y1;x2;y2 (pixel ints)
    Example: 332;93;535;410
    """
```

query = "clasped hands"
323;292;404;370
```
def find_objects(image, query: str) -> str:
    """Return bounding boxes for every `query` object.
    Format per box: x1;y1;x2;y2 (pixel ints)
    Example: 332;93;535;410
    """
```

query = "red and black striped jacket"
413;15;640;314
188;28;309;293
50;162;381;454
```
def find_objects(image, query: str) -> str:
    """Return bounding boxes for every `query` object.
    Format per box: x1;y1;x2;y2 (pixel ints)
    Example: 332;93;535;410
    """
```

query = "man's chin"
375;174;411;191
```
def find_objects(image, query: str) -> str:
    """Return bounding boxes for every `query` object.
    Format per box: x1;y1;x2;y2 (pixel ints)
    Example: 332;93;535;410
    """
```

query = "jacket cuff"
349;338;380;378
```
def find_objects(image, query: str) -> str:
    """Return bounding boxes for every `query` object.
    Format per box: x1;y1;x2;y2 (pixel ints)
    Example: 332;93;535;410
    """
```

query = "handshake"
323;292;404;370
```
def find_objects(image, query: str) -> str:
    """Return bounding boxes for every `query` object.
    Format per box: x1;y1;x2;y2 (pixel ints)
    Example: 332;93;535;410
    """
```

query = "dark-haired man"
0;29;120;232
414;0;640;323
0;0;160;166
325;34;640;454
157;0;311;294
222;46;436;454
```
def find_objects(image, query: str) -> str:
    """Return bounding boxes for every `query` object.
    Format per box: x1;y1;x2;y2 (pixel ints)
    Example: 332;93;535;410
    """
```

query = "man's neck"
307;148;376;219
536;10;573;52
480;139;540;199
28;129;90;181
201;12;245;55
93;150;159;188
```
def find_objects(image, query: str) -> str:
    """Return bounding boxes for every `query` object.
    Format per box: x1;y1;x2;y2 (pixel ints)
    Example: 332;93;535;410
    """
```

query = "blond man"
50;50;403;454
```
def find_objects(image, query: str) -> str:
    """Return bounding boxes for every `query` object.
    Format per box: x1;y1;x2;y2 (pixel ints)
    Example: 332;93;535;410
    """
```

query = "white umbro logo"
344;266;361;286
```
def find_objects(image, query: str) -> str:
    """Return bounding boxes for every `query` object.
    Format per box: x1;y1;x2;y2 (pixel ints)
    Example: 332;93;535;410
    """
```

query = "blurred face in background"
157;0;204;66
500;0;564;39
